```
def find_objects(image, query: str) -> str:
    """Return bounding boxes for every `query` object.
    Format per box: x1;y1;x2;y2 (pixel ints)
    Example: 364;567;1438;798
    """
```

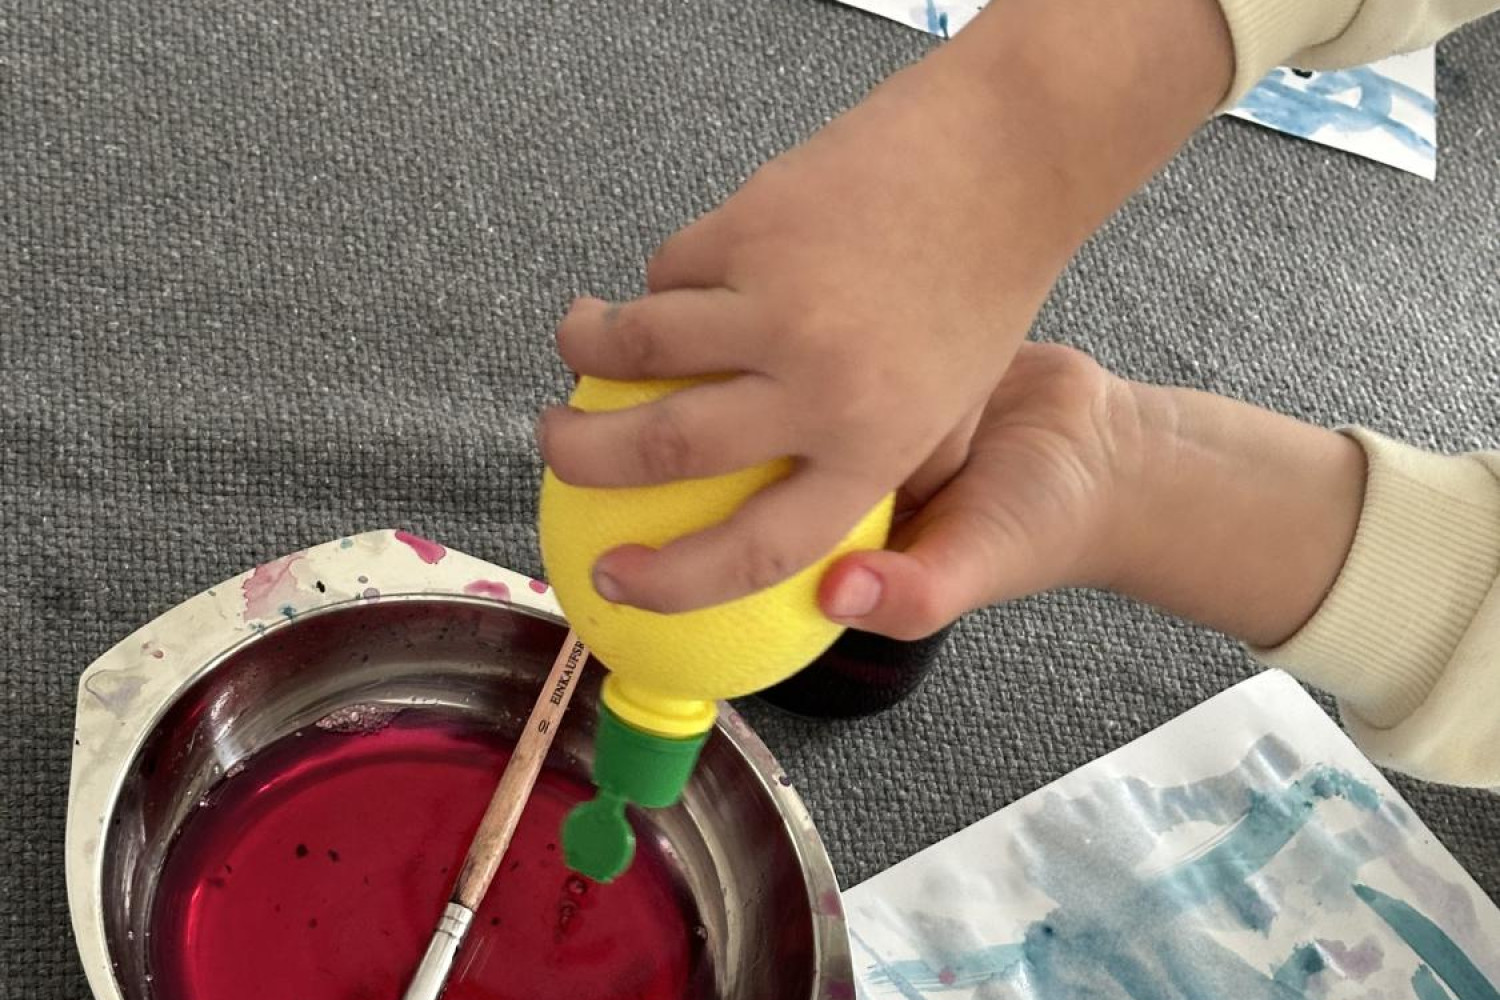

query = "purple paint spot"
141;641;165;660
362;587;380;600
357;575;368;584
394;530;446;565
528;579;549;594
464;580;512;602
1314;937;1384;980
152;649;164;659
938;967;957;986
826;981;856;1000
242;554;304;620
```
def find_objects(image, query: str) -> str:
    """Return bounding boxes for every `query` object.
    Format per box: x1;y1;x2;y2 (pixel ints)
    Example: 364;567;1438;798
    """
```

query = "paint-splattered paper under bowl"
66;530;854;1000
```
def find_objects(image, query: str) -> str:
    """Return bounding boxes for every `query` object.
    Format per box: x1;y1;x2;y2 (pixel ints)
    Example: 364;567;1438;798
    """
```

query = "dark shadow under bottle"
756;625;953;719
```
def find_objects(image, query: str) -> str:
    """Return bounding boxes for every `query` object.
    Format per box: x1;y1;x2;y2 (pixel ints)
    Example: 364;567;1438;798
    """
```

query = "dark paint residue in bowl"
149;711;707;1000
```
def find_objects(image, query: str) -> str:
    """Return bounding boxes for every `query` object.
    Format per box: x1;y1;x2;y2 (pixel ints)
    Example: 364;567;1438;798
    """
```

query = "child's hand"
541;0;1233;615
818;344;1139;638
822;345;1366;647
544;61;1074;613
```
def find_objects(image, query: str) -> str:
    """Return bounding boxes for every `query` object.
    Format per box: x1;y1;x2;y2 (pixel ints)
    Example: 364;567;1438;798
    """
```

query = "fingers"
818;499;1038;640
896;407;983;514
541;376;792;487
557;291;766;381
591;469;884;613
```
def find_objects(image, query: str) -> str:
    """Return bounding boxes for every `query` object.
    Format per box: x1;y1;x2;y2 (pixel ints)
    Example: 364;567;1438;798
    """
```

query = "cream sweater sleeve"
1217;0;1496;103
1257;430;1500;788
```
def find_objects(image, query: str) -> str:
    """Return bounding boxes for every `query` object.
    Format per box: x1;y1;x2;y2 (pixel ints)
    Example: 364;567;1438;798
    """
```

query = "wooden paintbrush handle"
452;630;589;909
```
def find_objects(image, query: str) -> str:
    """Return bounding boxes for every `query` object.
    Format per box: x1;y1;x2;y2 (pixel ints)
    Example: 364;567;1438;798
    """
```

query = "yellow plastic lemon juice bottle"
539;376;892;882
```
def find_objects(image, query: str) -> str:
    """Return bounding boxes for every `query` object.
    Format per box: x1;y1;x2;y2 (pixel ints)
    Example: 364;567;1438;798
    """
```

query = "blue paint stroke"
1355;884;1500;1000
1235;66;1435;159
866;744;1394;999
852;928;931;1000
1147;766;1379;933
865;944;1024;991
974;761;1376;997
923;0;950;38
1415;964;1457;1000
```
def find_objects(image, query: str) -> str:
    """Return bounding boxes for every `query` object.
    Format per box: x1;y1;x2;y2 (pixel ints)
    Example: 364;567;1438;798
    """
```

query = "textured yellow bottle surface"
539;376;893;739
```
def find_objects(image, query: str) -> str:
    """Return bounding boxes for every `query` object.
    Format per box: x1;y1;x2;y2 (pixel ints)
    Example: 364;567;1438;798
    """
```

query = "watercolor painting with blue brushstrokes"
843;671;1500;1000
834;1;1437;178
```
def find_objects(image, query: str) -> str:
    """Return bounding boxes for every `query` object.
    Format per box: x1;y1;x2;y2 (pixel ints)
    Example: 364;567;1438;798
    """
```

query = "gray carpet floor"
3;1;1497;993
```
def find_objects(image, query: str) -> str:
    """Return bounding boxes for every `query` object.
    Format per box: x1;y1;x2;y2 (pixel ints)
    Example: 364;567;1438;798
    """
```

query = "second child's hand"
820;344;1365;649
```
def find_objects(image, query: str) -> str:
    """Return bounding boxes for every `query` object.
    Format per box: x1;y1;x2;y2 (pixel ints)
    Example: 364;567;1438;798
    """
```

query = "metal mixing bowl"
67;534;853;1000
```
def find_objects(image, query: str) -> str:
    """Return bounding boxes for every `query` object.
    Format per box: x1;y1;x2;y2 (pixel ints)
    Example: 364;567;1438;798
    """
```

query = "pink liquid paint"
149;713;707;1000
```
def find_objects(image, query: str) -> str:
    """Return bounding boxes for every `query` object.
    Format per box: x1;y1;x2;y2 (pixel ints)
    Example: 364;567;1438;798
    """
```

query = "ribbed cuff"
1213;0;1363;108
1257;430;1500;729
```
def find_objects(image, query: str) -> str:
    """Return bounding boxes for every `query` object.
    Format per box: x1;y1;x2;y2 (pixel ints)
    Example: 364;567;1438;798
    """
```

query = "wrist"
1102;380;1366;647
919;0;1233;247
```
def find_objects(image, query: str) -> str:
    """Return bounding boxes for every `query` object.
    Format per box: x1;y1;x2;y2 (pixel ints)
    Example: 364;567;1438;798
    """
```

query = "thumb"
819;504;1042;640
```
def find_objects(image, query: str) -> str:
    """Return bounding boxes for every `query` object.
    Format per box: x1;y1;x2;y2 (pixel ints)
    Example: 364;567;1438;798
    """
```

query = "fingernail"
826;567;882;620
593;566;624;603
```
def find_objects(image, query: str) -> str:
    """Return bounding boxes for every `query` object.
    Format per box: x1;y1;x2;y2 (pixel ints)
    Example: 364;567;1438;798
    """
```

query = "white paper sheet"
843;671;1500;999
834;1;1437;178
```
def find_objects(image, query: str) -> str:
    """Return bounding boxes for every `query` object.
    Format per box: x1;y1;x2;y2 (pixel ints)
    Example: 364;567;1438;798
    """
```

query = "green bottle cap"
562;704;710;882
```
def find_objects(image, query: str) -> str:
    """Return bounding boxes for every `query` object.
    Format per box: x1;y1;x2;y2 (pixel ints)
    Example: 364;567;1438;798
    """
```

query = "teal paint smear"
852;928;931;1000
923;0;950;38
870;750;1391;999
1355;884;1500;1000
1006;763;1377;997
865;944;1024;990
1274;945;1326;992
862;747;1488;1000
1415;964;1456;1000
1146;766;1379;932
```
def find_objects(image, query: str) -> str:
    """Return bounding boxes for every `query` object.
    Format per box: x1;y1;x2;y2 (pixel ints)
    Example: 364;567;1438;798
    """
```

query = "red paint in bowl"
148;711;708;1000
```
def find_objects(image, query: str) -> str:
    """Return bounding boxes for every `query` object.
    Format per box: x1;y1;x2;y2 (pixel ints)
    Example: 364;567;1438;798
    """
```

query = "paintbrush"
400;629;590;1000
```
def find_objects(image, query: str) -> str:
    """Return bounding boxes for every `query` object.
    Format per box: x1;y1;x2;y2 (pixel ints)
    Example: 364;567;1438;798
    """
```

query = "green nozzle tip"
560;705;711;881
562;793;634;883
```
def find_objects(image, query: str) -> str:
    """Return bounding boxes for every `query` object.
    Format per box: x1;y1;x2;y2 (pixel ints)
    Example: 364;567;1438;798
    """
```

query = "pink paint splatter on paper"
394;530;447;565
464;580;513;601
528;579;549;594
242;554;305;620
